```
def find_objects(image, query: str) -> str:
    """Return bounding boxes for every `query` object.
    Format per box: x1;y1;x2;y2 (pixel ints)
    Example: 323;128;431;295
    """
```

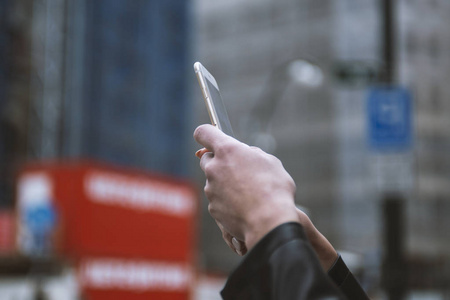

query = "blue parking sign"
367;86;413;152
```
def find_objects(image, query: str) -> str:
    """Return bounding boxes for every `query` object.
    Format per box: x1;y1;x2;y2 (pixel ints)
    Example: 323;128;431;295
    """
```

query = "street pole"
382;0;394;84
380;1;408;299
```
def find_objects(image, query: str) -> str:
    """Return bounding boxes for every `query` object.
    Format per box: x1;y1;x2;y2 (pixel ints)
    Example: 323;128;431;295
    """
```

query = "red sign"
0;210;15;254
16;161;199;299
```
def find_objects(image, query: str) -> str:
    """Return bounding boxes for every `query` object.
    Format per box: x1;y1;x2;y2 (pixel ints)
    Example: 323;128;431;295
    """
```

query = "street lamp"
287;59;324;88
242;58;324;153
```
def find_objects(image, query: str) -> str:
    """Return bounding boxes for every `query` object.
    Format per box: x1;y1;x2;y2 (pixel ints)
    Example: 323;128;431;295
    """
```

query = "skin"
194;124;338;271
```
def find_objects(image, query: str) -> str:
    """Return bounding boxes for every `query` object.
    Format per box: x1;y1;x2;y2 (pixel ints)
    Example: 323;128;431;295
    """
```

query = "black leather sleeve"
221;222;348;300
328;255;370;300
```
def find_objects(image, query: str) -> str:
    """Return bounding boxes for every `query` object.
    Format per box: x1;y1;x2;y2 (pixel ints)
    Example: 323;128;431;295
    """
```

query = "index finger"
193;124;232;152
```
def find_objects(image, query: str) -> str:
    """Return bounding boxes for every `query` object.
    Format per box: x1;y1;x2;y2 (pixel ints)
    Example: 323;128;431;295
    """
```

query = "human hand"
295;208;338;271
194;124;299;251
195;129;338;271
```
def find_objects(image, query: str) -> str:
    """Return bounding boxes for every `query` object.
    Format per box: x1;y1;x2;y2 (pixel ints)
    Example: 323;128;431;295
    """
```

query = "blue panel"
80;0;190;176
367;86;413;152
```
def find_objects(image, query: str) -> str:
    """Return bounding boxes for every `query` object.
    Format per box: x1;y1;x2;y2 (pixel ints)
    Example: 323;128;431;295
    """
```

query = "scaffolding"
28;0;66;159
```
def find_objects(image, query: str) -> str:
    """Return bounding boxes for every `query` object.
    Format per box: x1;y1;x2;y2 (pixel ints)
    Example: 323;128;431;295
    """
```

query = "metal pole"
381;194;407;299
382;0;395;83
380;1;408;299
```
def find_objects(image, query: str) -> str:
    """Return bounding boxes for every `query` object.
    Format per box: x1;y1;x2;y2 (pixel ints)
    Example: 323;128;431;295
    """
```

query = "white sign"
79;258;193;291
85;172;195;217
369;154;414;193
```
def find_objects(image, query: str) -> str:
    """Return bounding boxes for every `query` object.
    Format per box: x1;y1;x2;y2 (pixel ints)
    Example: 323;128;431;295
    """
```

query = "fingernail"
196;148;211;159
236;249;243;256
232;237;242;251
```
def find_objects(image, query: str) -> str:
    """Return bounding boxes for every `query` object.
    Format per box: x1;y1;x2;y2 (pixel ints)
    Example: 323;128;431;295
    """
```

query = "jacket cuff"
222;222;307;295
328;255;349;286
327;254;370;300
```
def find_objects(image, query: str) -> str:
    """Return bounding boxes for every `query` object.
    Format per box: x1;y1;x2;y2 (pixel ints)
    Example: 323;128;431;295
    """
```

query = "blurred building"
0;0;9;207
398;0;450;257
193;0;341;273
1;0;450;298
0;0;200;299
28;0;192;177
0;0;193;204
0;0;32;209
193;0;450;294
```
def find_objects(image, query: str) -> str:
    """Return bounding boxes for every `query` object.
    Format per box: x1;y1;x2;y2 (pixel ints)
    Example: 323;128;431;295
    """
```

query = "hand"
295;208;338;271
194;125;338;270
194;124;299;251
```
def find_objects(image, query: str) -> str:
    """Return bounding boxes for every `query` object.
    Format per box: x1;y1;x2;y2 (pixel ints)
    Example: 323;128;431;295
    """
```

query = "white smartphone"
194;62;234;137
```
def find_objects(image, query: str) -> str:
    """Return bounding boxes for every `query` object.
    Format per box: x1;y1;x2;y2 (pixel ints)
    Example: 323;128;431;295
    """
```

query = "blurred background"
0;0;450;299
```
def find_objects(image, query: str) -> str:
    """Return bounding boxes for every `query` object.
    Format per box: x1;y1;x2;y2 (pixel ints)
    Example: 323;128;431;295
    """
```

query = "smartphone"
194;62;234;137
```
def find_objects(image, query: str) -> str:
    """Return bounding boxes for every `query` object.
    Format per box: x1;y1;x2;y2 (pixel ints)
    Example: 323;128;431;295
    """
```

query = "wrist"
244;204;299;251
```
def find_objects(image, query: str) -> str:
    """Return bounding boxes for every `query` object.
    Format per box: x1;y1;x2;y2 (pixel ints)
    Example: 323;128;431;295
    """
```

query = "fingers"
217;221;234;248
232;237;247;256
195;148;210;159
216;221;247;256
199;151;214;173
193;124;232;153
196;148;213;175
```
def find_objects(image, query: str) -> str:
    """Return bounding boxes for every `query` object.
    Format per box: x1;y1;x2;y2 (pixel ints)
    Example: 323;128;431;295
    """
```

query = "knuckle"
204;184;213;199
268;153;281;164
289;177;296;190
203;162;211;175
286;176;296;193
207;203;216;217
259;152;278;166
203;163;217;179
215;141;237;157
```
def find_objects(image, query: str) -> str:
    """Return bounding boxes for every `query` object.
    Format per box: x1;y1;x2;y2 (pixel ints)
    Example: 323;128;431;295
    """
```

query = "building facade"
24;0;192;176
193;0;450;290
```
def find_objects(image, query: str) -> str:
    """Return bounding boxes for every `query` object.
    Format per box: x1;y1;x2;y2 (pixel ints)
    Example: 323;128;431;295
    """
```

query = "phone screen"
206;80;234;137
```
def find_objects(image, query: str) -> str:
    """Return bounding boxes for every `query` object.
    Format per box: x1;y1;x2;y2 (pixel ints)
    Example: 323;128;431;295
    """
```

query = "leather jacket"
221;222;369;299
